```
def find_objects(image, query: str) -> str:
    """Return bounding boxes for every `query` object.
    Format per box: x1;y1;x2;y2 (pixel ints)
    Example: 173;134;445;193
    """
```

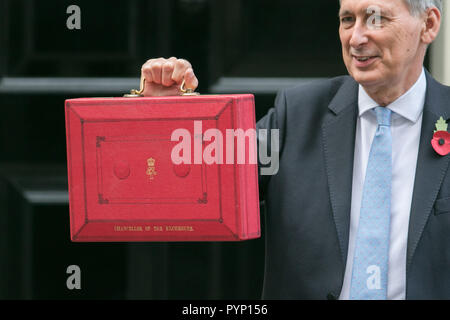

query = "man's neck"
362;66;424;107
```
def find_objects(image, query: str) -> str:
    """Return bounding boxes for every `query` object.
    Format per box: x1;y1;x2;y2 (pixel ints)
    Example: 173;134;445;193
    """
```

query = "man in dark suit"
141;0;449;299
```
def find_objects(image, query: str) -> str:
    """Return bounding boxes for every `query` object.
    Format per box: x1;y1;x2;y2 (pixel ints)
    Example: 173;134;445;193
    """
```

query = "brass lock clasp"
123;76;145;98
180;79;200;96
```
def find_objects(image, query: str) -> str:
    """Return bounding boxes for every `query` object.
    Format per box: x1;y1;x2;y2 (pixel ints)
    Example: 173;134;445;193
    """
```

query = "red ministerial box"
65;94;260;242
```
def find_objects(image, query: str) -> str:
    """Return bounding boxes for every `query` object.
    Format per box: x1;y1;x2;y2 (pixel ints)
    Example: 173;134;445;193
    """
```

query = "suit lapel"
407;72;450;274
322;78;359;265
321;72;450;275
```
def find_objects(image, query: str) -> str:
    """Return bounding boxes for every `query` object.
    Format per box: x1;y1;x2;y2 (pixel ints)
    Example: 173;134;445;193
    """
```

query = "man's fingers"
141;64;153;84
161;57;178;87
150;60;163;84
184;68;199;91
140;58;197;96
162;61;175;86
141;59;155;84
172;59;192;83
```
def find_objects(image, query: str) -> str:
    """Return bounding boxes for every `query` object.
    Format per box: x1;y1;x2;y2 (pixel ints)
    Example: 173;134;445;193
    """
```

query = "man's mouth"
352;55;379;67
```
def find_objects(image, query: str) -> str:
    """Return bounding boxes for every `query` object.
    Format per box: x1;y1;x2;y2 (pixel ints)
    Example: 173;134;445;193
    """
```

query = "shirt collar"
358;68;427;123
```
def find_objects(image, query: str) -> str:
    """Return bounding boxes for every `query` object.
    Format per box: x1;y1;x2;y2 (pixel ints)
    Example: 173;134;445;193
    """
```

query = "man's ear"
421;7;441;44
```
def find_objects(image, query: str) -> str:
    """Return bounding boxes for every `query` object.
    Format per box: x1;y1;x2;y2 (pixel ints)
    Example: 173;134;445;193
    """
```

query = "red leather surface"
65;95;260;242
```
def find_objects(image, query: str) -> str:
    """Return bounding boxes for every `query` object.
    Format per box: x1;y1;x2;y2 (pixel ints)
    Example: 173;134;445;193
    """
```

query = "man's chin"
349;70;382;87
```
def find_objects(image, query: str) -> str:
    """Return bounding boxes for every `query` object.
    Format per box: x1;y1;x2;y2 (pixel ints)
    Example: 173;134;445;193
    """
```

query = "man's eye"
341;17;354;24
368;15;386;26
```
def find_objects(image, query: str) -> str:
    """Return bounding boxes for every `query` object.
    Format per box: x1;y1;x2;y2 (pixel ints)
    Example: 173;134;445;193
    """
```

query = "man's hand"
141;57;199;97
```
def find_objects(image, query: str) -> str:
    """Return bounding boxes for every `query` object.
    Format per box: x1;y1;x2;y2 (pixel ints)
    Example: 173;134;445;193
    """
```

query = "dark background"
0;0;430;299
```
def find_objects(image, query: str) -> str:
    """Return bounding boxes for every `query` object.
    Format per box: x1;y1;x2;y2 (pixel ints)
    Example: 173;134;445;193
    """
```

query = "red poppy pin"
432;117;450;156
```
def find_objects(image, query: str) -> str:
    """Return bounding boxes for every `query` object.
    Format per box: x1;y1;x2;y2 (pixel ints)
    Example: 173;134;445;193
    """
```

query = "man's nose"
349;21;369;48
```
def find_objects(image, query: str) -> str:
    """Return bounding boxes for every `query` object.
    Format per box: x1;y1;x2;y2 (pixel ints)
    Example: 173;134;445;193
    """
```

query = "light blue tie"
350;107;392;300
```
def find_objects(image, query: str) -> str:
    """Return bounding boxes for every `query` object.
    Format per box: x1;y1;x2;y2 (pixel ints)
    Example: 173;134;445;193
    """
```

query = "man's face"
339;0;425;91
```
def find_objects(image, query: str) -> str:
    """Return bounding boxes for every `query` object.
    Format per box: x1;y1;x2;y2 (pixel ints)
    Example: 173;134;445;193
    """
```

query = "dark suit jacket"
257;70;450;300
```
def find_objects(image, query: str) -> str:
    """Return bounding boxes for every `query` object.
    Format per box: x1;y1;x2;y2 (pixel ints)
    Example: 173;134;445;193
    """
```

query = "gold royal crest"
146;158;157;180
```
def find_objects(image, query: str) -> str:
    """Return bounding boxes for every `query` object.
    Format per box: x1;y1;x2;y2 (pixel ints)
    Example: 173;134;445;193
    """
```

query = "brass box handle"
124;76;199;97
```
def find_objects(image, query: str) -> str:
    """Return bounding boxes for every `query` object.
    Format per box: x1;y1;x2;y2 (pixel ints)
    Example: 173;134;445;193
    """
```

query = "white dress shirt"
339;68;427;300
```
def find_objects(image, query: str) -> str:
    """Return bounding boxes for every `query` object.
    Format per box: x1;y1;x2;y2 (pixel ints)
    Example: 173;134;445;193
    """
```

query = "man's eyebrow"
338;9;352;17
377;9;394;16
339;8;394;18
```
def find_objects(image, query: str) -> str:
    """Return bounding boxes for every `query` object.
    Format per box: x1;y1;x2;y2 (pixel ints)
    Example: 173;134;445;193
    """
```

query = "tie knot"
374;107;392;127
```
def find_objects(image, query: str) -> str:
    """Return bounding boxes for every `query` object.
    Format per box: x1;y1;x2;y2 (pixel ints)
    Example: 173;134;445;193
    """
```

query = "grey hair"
405;0;442;15
339;0;443;16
